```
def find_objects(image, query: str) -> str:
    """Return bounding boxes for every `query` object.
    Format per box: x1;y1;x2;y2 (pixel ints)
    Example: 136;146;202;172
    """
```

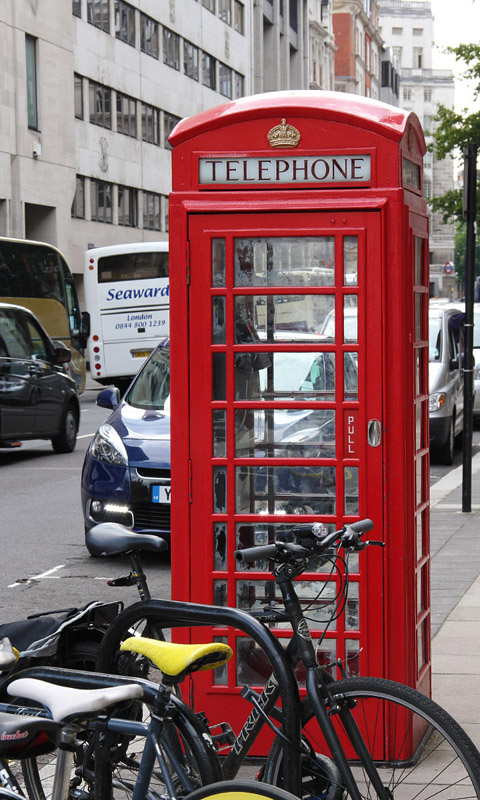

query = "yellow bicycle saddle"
120;636;232;678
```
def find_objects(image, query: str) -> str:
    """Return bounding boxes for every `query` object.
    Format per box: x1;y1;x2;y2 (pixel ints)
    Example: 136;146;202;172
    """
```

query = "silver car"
429;304;465;464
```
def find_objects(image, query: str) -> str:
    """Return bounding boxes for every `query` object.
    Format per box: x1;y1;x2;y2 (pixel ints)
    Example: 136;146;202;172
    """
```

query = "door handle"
368;419;382;447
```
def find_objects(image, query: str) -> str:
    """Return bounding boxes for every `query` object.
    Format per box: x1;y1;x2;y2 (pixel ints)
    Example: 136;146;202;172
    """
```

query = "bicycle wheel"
21;695;221;800
263;676;480;800
185;780;303;800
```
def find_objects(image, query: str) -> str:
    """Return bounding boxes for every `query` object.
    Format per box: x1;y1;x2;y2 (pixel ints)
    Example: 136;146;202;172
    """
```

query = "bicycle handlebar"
234;518;376;565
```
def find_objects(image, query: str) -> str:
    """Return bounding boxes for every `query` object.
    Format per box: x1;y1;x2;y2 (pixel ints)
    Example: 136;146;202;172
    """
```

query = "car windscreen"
126;346;170;410
429;317;442;361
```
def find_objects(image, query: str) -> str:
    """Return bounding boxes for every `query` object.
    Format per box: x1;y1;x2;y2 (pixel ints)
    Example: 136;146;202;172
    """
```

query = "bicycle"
0;634;301;800
89;519;480;800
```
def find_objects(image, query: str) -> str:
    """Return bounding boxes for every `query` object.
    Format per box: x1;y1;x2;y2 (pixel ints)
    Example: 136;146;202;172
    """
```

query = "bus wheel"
52;404;79;453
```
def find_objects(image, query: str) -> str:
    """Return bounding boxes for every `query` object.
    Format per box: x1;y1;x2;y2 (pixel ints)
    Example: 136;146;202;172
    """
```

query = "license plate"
152;485;171;504
131;349;153;358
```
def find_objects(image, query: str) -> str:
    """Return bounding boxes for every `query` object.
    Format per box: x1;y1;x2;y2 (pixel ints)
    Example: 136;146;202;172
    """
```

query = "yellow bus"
0;237;88;392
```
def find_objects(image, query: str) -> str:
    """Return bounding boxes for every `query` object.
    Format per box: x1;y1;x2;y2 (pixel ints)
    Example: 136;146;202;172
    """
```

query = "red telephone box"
168;91;430;746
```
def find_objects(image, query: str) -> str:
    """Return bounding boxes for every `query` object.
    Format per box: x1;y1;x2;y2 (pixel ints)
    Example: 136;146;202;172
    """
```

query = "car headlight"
90;424;128;466
429;392;446;413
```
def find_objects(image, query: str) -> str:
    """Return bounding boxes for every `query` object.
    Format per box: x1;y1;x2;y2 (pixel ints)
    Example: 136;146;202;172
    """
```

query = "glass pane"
235;351;336;401
234;238;335;287
214;580;227;606
415;401;427;451
415;293;425;341
213;410;226;457
236;637;336;687
235;295;335;342
344;296;358;342
212;297;226;344
315;640;337;678
212;238;226;287
236;579;337;630
345;639;360;677
344;467;359;515
213;636;229;685
416;511;424;558
417;619;426;669
415;348;425;395
344;353;358;400
345;582;359;630
235;522;337;572
236;466;336;515
344;236;358;286
416;455;426;506
415;237;424;285
213;466;227;512
417;566;426;614
213;353;226;401
235;408;335;458
214;523;227;569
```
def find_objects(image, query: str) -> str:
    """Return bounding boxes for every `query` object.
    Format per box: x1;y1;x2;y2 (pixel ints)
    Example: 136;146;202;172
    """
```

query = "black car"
0;302;80;452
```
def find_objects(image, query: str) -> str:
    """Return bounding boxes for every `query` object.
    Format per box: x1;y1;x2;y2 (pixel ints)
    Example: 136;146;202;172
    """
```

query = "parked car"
0;302;79;453
429;304;465;464
474;307;480;421
81;339;170;552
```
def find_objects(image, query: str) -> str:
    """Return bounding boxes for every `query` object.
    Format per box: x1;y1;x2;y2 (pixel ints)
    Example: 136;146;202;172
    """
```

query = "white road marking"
8;564;66;588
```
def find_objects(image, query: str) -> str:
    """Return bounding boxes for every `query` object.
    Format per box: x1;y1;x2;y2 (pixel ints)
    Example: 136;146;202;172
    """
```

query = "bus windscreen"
98;252;169;283
0;242;65;302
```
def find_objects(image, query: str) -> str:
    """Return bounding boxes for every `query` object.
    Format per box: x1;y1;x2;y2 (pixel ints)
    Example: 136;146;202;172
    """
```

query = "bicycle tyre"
21;693;221;800
185;780;304;800
263;675;480;800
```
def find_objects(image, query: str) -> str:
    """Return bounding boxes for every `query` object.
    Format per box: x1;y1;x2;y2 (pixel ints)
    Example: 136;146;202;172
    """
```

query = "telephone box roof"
169;90;425;152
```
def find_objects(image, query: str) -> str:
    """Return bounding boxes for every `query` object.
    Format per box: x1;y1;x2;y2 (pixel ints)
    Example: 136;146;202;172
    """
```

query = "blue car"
81;339;170;554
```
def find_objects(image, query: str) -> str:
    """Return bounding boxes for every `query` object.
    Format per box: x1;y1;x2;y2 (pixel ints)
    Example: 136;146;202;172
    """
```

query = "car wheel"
51;404;79;453
437;415;455;465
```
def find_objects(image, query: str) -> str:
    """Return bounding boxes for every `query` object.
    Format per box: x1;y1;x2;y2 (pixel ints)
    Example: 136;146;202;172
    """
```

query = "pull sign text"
199;155;371;185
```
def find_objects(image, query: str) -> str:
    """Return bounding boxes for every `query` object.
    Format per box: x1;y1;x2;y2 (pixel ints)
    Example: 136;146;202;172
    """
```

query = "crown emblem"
267;119;301;149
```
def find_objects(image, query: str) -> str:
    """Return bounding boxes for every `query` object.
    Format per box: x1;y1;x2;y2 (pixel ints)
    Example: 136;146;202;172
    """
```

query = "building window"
219;0;232;24
392;46;402;64
219;63;232;97
392;26;403;35
91;179;113;223
203;0;215;12
202;51;216;89
413;47;423;68
115;0;136;46
118;185;138;227
413;28;423;36
141;102;160;144
424;179;432;199
89;80;112;128
234;0;244;33
164;195;169;233
71;176;85;219
73;0;81;17
74;73;83;119
184;40;199;80
143;191;161;231
87;0;110;32
140;13;158;58
117;92;137;137
424;88;432;102
164;112;181;148
163;27;180;69
25;35;38;130
403;87;412;102
234;71;245;97
423;115;432;133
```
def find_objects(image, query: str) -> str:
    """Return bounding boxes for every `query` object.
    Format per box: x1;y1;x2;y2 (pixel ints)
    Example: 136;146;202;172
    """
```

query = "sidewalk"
430;451;480;750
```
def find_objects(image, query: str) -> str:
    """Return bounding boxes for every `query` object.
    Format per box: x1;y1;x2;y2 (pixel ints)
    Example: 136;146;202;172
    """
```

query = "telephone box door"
184;210;385;741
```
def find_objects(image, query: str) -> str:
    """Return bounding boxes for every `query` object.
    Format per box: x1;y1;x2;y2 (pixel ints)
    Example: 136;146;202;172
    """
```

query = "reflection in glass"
236;465;336;515
213;410;226;457
213;466;227;512
237;636;336;686
415;294;425;341
235;408;335;458
345;639;360;677
235;352;336;401
344;296;358;342
237;579;337;630
344;467;359;515
234;237;335;287
418;620;426;670
415;402;426;452
212;238;226;287
417;566;426;615
235;521;337;571
415;237;424;286
344;353;358;400
344;236;358;286
235;294;335;341
213;636;228;685
212;296;226;344
213;353;226;400
415;349;425;395
214;523;227;570
214;580;227;607
416;511;424;558
345;582;359;630
416;455;426;506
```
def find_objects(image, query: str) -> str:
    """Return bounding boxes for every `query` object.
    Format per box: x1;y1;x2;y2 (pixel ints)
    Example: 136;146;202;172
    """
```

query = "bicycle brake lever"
365;540;385;547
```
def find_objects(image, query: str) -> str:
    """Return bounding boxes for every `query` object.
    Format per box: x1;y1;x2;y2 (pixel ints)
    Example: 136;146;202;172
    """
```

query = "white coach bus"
84;241;169;390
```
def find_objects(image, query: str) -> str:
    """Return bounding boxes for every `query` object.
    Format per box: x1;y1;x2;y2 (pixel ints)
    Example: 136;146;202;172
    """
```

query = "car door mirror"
52;341;72;364
450;356;459;371
97;387;121;410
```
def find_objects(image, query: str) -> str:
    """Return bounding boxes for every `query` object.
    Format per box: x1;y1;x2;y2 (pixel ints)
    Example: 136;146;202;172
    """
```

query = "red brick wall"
333;13;353;77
